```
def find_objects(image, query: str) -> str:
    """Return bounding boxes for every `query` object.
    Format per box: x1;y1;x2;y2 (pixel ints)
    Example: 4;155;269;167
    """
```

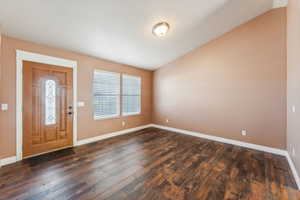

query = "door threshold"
23;145;73;159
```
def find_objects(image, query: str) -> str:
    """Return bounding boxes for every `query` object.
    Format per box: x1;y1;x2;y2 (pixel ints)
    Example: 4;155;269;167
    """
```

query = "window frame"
121;74;142;117
93;69;121;120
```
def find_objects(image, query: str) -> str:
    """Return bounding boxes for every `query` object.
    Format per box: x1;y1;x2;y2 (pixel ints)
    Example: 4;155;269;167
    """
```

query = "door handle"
68;112;73;115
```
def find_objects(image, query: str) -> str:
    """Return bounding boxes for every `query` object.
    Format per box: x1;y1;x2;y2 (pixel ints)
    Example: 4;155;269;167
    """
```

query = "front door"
23;61;73;158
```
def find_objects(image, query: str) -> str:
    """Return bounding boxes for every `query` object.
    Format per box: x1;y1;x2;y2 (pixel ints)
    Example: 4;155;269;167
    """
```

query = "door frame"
16;50;78;161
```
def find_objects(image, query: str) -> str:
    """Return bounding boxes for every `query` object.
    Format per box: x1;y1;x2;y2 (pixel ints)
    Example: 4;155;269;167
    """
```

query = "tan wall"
153;8;287;149
0;35;153;159
287;0;300;174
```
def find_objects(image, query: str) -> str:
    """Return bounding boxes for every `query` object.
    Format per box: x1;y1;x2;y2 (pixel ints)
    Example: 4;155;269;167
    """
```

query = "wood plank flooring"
0;128;299;200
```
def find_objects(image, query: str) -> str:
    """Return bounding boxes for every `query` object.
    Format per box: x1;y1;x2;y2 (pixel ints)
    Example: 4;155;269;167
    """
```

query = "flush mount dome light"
152;22;170;37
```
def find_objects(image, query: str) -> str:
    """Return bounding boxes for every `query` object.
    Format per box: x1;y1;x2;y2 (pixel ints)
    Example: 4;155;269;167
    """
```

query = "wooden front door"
23;61;73;158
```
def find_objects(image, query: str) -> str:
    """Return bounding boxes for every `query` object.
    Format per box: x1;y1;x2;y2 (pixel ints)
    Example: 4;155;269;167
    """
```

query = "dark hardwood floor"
0;128;299;200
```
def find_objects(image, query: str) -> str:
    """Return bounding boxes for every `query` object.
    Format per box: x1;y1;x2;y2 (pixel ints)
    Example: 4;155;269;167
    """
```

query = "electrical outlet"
122;121;126;127
166;119;169;123
241;129;247;136
292;106;296;113
292;147;296;157
289;144;293;154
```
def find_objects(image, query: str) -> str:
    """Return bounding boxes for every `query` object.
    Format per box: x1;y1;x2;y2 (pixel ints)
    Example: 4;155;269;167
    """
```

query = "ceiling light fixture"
152;22;170;37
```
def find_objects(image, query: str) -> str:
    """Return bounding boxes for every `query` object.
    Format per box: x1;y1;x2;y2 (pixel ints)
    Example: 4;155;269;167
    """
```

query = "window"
45;79;56;125
93;70;120;119
122;74;141;116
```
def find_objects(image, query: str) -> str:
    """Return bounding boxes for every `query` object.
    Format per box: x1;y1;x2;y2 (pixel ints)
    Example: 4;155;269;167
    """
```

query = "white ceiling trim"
273;0;288;8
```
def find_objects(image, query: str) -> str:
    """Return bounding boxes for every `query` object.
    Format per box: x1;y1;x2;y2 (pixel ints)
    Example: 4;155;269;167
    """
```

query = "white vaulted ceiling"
0;0;278;70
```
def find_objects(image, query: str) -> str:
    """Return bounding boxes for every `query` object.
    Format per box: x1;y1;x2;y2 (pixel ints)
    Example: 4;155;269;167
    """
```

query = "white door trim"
16;50;78;161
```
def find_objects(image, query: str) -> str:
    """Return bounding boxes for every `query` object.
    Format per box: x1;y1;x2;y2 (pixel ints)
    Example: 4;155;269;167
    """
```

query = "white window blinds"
122;75;141;116
93;70;120;119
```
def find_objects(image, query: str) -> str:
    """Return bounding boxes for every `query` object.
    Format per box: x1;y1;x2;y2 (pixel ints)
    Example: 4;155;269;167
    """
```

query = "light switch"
77;101;85;107
241;129;247;136
1;104;8;111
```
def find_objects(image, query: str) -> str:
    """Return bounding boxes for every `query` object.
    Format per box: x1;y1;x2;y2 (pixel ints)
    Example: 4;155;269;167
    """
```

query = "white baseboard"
152;124;287;156
152;124;300;190
75;124;153;146
286;153;300;190
0;156;17;167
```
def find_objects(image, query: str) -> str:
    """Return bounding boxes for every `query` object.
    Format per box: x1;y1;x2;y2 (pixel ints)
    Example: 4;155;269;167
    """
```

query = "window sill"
122;112;141;117
93;112;141;120
94;115;120;120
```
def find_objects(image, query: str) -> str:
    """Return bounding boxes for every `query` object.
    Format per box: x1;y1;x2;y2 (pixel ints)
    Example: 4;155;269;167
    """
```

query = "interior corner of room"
0;0;300;199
